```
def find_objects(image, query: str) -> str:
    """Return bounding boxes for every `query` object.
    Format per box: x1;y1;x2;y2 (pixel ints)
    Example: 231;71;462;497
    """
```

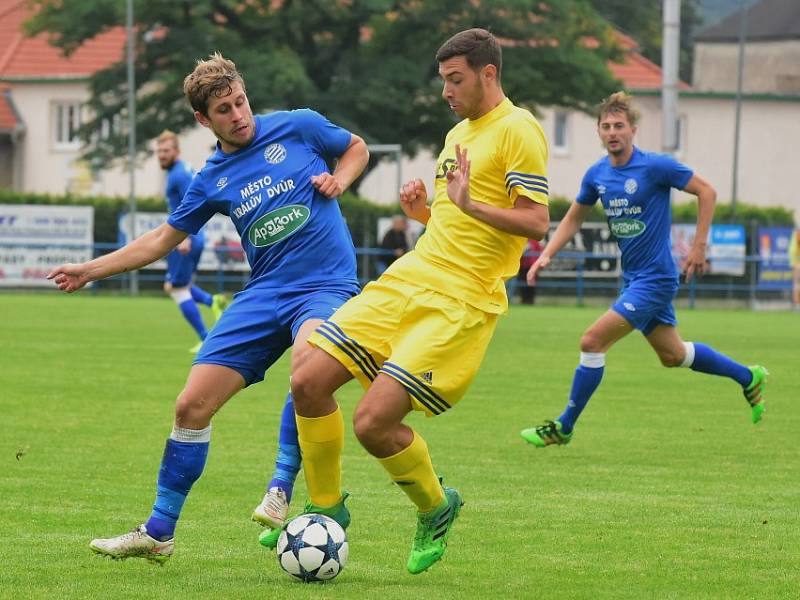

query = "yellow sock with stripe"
379;430;444;513
296;407;344;508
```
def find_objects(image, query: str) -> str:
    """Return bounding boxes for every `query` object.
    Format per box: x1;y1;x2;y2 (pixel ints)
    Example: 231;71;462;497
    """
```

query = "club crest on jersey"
264;143;287;164
247;204;310;247
624;178;638;194
216;177;228;190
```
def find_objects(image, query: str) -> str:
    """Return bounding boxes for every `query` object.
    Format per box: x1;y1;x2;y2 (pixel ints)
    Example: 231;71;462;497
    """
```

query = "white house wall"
11;80;220;198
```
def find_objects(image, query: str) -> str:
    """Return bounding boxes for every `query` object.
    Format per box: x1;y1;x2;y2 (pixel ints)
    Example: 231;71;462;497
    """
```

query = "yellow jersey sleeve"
500;116;549;206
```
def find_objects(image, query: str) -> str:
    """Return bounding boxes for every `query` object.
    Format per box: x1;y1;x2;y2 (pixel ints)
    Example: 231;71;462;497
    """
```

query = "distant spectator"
517;238;542;304
378;215;409;274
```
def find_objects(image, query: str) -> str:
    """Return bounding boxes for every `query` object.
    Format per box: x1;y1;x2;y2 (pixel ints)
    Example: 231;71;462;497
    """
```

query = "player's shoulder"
585;154;610;175
498;103;546;142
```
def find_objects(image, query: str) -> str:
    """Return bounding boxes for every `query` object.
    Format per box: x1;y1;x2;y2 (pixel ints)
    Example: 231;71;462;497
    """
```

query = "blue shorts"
194;284;358;386
165;235;204;287
611;275;679;336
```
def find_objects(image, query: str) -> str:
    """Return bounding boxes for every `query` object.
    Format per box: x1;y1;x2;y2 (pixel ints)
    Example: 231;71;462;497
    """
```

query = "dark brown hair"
435;28;502;78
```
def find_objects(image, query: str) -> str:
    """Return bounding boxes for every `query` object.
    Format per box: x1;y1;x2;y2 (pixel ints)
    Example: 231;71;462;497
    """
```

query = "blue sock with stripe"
178;299;208;340
191;285;213;307
268;392;301;502
145;426;211;541
557;353;605;434
680;342;751;386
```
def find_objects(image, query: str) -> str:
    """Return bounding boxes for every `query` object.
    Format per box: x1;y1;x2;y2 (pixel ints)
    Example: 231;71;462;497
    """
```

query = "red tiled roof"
0;0;125;80
607;30;690;91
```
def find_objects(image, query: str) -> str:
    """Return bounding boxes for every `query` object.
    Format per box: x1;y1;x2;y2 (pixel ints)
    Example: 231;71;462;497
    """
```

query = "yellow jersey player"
269;28;550;574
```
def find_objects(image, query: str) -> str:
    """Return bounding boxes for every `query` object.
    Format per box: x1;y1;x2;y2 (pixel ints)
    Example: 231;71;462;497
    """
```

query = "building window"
553;110;569;154
53;102;83;149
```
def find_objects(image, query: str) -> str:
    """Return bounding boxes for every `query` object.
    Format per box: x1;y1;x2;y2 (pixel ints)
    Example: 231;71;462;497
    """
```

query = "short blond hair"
597;91;640;126
183;52;245;116
156;129;179;148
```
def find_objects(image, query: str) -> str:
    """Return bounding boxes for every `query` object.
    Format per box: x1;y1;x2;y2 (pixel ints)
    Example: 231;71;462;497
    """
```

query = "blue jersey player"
520;92;768;448
156;130;228;353
48;53;369;562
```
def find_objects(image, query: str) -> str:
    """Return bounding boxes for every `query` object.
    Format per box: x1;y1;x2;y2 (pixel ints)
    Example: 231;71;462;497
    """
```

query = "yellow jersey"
385;97;549;314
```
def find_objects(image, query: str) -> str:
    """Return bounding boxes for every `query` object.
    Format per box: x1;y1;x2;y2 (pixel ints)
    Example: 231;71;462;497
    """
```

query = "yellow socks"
379;431;444;512
296;407;344;508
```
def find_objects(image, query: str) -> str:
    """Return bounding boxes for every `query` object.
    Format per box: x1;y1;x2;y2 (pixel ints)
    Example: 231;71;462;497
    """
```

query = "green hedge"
0;188;793;245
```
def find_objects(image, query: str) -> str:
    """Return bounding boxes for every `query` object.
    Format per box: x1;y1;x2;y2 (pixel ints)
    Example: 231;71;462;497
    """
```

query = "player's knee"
174;390;215;427
579;332;603;353
290;365;318;410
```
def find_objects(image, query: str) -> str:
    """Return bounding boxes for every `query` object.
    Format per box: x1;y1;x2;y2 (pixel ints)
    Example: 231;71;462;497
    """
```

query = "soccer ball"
276;513;348;582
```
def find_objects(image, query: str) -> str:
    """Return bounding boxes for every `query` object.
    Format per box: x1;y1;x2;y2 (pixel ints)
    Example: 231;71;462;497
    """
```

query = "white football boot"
89;524;173;564
252;487;289;529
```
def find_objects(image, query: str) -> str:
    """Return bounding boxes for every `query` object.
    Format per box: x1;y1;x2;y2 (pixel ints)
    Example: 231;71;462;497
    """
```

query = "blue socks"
557;352;605;434
179;299;208;340
268;392;301;502
681;342;751;387
145;426;211;541
191;285;213;307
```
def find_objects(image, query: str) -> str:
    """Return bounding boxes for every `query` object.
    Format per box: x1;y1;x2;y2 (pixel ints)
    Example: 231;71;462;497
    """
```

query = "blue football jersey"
165;159;194;213
577;147;693;278
168;110;358;290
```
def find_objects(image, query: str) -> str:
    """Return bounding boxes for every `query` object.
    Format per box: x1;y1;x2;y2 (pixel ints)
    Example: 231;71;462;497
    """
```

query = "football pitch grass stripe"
1;294;797;599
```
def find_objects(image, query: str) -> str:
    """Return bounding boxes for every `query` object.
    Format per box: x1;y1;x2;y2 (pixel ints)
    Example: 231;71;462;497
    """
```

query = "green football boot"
407;487;463;575
259;492;350;550
520;419;572;447
743;365;769;424
211;293;230;322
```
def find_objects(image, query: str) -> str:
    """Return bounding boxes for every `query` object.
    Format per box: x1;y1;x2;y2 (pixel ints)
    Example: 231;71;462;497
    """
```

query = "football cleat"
188;341;203;354
259;492;350;550
744;365;769;424
252;487;289;529
520;419;572;447
89;524;173;564
407;486;463;574
211;294;230;321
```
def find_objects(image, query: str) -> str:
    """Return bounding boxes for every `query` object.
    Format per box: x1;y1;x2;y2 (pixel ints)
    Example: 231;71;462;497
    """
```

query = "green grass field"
1;293;797;599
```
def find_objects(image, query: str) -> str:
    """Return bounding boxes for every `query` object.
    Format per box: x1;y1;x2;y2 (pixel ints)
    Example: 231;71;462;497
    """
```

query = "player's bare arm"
527;202;593;284
311;134;369;198
681;173;717;282
399;179;431;225
48;223;188;292
446;144;549;239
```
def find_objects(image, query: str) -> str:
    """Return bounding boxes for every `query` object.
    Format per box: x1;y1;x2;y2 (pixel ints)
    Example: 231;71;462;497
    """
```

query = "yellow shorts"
308;275;498;416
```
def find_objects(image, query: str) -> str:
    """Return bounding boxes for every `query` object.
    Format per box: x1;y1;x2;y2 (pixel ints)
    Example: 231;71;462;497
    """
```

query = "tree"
26;0;622;175
589;0;703;83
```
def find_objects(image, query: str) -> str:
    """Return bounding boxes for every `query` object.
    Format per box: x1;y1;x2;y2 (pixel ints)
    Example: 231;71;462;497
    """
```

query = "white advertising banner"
0;204;94;287
118;212;249;272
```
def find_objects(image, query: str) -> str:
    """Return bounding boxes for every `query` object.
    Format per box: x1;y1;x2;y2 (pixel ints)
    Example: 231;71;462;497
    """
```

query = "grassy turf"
1;293;797;599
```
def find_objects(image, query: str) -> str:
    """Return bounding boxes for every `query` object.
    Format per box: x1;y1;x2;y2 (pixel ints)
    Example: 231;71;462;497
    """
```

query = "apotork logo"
247;204;310;247
610;218;646;238
264;143;287;164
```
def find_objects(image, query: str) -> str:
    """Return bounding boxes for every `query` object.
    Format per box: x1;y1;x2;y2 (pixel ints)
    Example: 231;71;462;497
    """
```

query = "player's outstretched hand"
446;144;472;214
683;245;707;282
526;255;550;285
399;179;429;222
47;263;90;293
311;173;344;198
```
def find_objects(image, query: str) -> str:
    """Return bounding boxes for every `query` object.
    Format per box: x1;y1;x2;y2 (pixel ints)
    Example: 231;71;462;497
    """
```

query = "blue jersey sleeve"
292;109;352;160
576;165;599;205
167;174;216;234
651;153;693;191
